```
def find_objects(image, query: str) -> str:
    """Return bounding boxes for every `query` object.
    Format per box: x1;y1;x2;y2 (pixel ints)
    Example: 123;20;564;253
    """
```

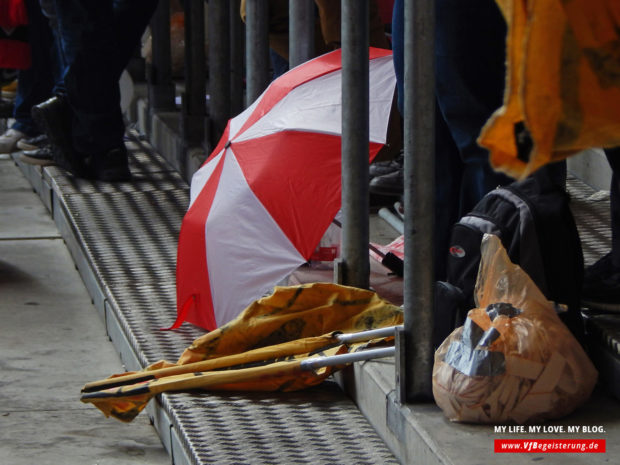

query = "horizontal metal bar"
379;208;404;234
301;346;395;370
336;325;402;344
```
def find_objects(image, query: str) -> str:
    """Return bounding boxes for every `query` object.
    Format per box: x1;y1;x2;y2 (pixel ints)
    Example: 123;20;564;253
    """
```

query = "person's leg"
434;103;463;281
40;0;67;96
435;0;513;217
112;0;159;79
52;0;156;170
11;0;54;136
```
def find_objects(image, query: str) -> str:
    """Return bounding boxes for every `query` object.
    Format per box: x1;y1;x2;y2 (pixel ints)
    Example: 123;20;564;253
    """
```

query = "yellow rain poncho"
81;283;402;422
479;0;620;179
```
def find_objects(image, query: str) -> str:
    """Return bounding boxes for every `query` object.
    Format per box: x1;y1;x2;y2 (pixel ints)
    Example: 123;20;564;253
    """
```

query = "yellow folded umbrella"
81;283;403;422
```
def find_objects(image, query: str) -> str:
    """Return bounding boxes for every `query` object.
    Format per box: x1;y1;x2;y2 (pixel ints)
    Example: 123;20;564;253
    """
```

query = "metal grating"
41;132;399;464
106;282;203;364
566;176;612;265
59;189;186;287
165;384;399;465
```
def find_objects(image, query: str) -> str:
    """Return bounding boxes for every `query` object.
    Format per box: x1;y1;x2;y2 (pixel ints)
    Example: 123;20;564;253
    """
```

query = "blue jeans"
52;0;158;154
392;0;512;279
11;0;55;136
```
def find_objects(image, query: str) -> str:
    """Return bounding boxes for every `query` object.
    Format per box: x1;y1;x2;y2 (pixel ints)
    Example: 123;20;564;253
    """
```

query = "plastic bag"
479;0;620;179
432;234;597;424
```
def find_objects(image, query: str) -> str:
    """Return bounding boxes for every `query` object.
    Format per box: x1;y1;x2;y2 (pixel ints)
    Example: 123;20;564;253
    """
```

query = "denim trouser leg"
391;0;404;116
11;0;55;136
40;0;67;95
392;0;512;280
52;0;158;155
604;148;620;268
435;0;512;216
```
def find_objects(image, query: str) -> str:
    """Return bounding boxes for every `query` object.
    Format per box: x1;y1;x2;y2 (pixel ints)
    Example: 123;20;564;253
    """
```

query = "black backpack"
433;171;585;347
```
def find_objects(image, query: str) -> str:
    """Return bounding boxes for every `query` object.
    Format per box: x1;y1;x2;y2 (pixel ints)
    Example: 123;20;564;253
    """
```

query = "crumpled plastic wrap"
479;0;620;179
432;234;597;424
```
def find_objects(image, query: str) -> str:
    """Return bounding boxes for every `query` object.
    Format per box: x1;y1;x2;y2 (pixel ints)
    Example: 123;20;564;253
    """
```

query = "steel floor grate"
165;383;399;465
30;132;399;464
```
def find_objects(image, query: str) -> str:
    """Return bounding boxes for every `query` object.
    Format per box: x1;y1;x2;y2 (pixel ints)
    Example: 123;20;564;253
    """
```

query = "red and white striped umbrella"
173;48;396;331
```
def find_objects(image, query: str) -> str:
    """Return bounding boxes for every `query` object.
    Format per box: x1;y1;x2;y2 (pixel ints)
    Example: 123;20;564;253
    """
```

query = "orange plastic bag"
479;0;620;179
432;234;597;424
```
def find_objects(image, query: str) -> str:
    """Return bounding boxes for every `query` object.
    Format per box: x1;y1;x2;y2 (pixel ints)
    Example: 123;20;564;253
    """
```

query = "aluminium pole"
245;0;270;107
340;0;370;290
289;0;315;68
182;0;207;147
148;0;175;112
230;0;245;116
399;0;435;402
208;0;231;144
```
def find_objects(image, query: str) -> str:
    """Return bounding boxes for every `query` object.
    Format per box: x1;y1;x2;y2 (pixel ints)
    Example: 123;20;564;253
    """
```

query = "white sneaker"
0;128;26;153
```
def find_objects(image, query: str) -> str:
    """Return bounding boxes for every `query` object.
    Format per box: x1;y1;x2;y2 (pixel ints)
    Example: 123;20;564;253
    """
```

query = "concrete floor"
0;155;169;465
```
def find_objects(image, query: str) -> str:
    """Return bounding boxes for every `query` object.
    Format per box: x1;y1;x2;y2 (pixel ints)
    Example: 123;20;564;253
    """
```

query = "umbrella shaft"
301;346;395;370
336;325;401;344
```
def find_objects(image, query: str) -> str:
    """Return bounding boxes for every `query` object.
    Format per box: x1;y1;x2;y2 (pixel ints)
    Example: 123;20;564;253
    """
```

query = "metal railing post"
399;0;435;402
230;0;245;116
181;0;207;147
289;0;315;68
208;0;231;143
245;0;270;107
339;0;370;290
147;0;175;112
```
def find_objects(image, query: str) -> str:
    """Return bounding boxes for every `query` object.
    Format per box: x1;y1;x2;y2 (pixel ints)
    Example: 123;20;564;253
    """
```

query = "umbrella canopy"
174;48;396;330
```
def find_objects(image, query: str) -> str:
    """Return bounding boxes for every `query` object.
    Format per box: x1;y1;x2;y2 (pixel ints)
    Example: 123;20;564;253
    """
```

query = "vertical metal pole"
400;0;435;402
245;0;270;107
289;0;315;68
182;0;207;146
340;0;370;290
148;0;175;112
208;0;231;143
230;0;245;116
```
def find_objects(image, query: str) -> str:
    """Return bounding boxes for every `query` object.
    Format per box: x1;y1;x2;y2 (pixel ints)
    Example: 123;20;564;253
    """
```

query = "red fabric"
0;0;28;28
0;38;30;69
376;0;394;26
0;0;30;69
175;146;228;331
232;132;384;258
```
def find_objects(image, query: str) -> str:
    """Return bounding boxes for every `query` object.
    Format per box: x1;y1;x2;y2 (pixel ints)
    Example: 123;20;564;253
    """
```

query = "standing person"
381;0;512;280
583;148;620;311
0;0;52;154
31;0;159;181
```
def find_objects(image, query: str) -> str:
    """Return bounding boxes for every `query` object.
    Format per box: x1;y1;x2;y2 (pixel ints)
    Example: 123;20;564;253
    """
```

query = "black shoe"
369;151;404;180
20;144;55;166
17;133;48;151
31;95;91;177
90;145;132;182
582;252;620;312
369;168;403;196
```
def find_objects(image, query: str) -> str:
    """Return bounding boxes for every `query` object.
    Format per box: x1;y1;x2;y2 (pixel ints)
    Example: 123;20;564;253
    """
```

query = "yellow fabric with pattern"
479;0;620;179
81;283;402;422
